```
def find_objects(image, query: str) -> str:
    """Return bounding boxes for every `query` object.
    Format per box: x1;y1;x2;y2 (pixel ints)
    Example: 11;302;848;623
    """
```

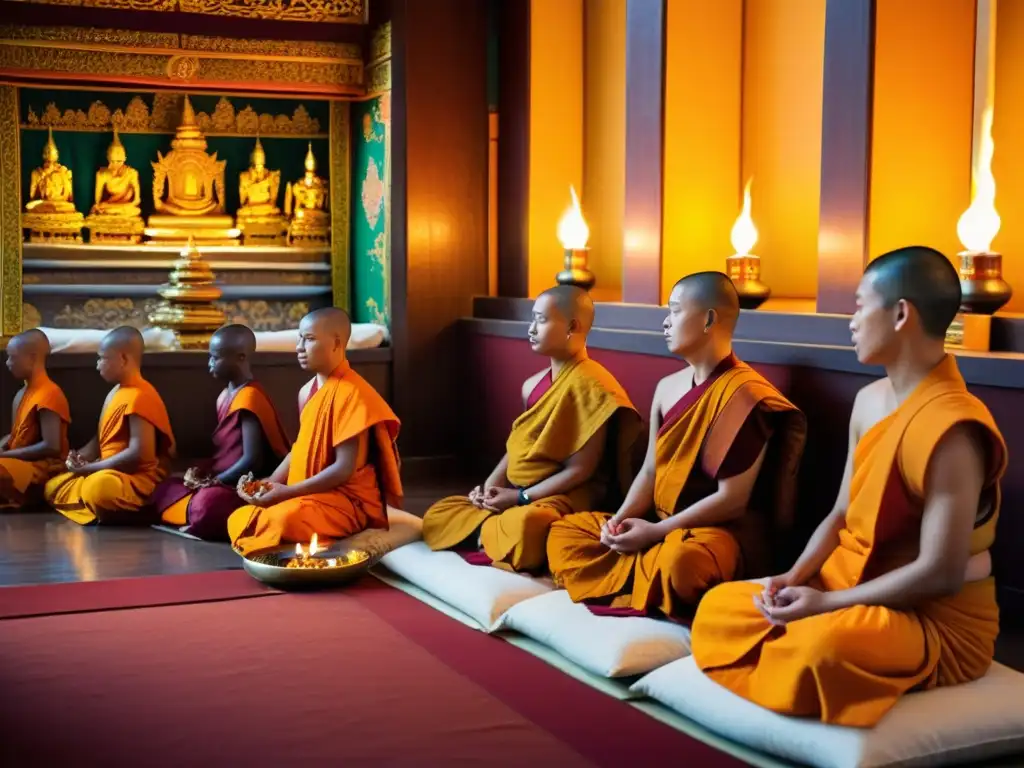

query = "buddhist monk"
44;326;175;525
0;330;70;508
227;307;402;556
547;272;806;619
421;286;642;573
150;325;290;540
691;246;1007;728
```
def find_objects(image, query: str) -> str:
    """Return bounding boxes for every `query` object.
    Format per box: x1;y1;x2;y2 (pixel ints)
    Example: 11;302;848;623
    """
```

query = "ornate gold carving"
221;300;311;331
10;0;365;23
0;46;167;79
197;58;360;89
25;95;326;137
367;59;391;95
180;35;360;60
366;23;392;96
370;22;392;64
167;55;201;82
45;297;312;332
361;159;384;229
330;101;350;311
0;86;23;336
0;25;180;49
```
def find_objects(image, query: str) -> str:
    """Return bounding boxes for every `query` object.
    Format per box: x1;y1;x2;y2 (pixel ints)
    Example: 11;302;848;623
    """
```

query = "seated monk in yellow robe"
422;286;642;573
0;330;71;507
692;246;1007;728
45;326;175;525
227;308;402;556
151;325;291;540
548;272;806;618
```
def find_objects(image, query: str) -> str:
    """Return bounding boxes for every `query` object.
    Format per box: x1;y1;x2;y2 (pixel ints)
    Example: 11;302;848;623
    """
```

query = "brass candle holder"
958;250;1012;314
556;248;596;291
726;179;770;309
148;235;226;350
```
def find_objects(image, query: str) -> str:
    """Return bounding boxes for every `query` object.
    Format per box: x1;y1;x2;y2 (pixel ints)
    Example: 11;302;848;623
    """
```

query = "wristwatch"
517;487;531;506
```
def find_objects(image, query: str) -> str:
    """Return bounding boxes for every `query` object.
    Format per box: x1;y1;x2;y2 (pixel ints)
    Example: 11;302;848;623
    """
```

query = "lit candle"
725;178;771;310
555;185;595;291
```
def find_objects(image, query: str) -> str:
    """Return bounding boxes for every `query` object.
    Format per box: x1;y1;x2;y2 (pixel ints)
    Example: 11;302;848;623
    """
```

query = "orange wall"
740;0;825;300
583;0;626;302
528;0;584;299
994;1;1024;312
869;0;975;264
661;0;743;302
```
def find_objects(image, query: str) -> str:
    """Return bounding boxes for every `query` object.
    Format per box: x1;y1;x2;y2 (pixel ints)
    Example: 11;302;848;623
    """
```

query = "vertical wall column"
621;0;666;305
390;0;489;461
816;0;875;314
0;85;21;337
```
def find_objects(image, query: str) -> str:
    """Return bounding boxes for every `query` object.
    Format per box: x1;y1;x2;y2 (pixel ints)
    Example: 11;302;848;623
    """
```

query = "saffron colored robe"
548;354;806;619
150;382;291;540
422;358;642;573
0;377;71;507
691;355;1006;727
44;378;176;525
227;361;403;556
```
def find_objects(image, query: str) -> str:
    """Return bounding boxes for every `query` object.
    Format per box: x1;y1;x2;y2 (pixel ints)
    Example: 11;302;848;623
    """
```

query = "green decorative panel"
349;95;390;326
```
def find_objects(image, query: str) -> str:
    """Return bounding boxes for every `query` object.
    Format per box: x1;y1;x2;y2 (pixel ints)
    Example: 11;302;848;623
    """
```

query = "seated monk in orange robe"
44;326;175;525
150;325;290;540
422;286;642;573
0;330;71;507
547;272;806;618
692;246;1007;728
227;308;402;556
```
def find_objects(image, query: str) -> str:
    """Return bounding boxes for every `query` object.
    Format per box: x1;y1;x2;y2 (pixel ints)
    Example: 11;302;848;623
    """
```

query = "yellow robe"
227;361;403;556
422;358;642;572
0;377;71;506
548;356;805;617
44;378;175;525
691;355;1006;727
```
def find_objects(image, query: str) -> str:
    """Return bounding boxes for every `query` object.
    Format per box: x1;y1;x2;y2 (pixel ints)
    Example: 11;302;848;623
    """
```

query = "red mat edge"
0;569;281;621
345;578;748;768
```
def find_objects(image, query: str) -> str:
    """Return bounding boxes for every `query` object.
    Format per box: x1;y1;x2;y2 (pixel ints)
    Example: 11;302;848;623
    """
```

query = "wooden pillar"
816;0;875;314
496;0;530;298
390;0;489;461
621;0;666;305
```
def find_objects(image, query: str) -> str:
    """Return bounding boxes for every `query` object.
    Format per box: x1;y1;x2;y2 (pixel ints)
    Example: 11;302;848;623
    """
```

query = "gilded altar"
0;19;393;338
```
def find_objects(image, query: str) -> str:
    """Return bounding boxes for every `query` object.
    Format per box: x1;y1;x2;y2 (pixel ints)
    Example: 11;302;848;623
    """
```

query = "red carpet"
0;577;747;767
0;569;278;620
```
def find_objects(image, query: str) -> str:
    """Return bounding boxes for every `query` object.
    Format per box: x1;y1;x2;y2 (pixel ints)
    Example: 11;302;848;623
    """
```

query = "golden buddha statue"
84;128;145;244
236;137;287;245
22;128;83;243
146;95;237;246
285;143;330;246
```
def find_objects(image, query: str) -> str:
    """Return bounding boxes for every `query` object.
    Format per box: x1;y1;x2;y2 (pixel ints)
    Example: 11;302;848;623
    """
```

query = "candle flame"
557;185;590;250
957;106;1001;253
295;542;304;557
309;533;319;557
730;178;758;256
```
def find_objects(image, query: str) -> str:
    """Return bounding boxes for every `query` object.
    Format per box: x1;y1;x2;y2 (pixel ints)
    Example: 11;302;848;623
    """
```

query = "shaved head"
297;307;351;374
304;307;352;344
672;271;740;331
863;246;961;338
100;325;144;361
212;323;256;354
538;285;595;334
8;328;50;356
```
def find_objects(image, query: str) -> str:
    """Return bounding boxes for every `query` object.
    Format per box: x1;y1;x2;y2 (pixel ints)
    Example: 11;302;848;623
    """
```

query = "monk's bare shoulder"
851;378;896;441
521;368;549;408
652;368;694;420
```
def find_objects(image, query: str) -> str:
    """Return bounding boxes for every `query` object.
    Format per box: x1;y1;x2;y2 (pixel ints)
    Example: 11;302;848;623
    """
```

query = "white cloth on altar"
36;324;388;353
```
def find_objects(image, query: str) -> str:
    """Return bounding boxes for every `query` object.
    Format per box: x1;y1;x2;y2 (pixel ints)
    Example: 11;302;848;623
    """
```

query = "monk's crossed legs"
45;470;151;524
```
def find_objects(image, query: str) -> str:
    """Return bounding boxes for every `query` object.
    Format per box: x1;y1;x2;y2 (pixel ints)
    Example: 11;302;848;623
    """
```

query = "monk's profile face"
850;275;899;365
296;315;342;373
208;334;239;380
96;342;128;383
663;284;711;358
528;294;571;357
6;341;34;380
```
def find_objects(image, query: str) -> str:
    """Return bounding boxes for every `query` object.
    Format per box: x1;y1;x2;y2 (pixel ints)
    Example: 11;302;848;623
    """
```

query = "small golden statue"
146;95;237;246
285;142;330;246
236;137;287;245
22;128;83;243
84;128;145;244
148;235;226;350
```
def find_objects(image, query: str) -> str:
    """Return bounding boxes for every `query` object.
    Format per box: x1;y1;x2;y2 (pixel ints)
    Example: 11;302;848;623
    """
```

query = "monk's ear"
704;309;717;331
567;316;581;335
893;298;910;331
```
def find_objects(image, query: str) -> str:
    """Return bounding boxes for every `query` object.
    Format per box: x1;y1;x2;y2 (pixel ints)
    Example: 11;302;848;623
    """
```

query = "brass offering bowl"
242;542;373;590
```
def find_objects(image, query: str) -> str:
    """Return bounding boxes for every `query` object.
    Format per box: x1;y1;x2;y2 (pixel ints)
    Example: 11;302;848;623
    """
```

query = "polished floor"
2;481;1023;674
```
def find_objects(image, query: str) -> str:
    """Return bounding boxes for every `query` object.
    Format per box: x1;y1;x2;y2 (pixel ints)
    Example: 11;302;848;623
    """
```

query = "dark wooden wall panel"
390;0;489;459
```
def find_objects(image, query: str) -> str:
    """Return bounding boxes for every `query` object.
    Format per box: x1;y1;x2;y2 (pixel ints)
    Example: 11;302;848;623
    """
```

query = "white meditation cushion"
378;541;551;631
630;655;1024;768
343;507;423;562
492;589;692;678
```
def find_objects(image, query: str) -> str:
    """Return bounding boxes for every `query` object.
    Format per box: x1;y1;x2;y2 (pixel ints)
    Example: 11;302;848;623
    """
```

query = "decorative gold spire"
43;126;58;161
304;142;317;173
170;94;209;152
148;235;226;349
252;135;266;165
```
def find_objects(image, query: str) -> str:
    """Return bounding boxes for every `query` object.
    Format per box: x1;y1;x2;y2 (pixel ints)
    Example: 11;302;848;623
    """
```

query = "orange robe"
691;355;1006;727
0;377;71;507
44;378;175;525
548;354;806;618
152;382;291;540
422;358;642;572
227;361;403;556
